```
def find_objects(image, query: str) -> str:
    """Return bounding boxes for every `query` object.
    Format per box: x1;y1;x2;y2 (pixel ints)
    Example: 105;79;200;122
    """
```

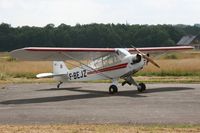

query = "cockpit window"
90;53;120;69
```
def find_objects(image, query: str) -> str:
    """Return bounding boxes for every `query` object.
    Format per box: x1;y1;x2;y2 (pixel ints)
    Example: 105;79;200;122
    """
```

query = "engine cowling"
131;54;142;65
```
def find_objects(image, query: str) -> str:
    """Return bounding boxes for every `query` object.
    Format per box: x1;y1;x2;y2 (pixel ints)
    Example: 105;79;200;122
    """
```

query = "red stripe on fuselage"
88;63;128;75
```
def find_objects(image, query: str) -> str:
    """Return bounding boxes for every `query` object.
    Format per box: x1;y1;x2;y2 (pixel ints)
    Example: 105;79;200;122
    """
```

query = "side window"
102;56;108;66
113;54;120;63
94;58;102;68
103;55;114;66
103;54;120;66
91;53;121;69
107;56;113;64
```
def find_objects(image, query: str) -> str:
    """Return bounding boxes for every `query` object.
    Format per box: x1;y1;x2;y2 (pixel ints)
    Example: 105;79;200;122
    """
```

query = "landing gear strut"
57;81;63;88
122;76;146;92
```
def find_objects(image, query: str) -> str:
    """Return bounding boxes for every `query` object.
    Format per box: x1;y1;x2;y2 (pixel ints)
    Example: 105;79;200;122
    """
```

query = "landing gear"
122;76;146;93
109;85;118;94
108;79;118;94
137;82;146;92
57;81;63;88
122;80;131;86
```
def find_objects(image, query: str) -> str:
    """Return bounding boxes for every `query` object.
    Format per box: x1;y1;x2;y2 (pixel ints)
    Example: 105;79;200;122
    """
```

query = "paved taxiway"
0;83;199;124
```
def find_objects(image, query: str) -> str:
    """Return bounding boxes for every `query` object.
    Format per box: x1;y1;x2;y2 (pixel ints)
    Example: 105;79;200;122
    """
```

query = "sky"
0;0;200;27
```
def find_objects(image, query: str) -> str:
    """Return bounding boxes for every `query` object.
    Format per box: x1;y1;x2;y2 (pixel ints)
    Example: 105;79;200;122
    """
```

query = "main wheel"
137;83;146;92
109;85;118;94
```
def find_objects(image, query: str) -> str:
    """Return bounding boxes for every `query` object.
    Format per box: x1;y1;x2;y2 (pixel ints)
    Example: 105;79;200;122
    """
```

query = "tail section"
53;61;69;74
36;61;69;79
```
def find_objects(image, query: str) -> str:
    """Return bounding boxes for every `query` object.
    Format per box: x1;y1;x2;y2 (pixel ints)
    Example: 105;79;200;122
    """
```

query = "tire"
137;83;146;92
109;85;118;94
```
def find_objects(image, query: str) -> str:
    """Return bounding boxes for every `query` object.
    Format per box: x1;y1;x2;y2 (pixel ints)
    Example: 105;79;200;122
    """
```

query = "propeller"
131;45;160;68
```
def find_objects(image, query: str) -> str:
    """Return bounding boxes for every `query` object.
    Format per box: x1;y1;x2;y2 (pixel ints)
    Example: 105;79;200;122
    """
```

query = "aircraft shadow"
0;86;194;105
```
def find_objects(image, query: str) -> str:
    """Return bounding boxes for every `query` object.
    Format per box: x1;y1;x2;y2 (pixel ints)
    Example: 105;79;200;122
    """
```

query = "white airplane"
11;46;193;94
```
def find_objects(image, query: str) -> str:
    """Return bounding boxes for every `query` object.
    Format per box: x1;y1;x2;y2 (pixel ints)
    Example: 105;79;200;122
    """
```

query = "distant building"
177;35;200;50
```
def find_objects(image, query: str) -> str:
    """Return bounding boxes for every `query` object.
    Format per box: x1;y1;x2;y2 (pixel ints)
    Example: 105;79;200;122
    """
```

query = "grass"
0;51;200;83
0;124;199;133
138;58;200;77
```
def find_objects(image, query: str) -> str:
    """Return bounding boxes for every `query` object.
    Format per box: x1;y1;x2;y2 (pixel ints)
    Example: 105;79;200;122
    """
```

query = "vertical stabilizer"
53;61;69;74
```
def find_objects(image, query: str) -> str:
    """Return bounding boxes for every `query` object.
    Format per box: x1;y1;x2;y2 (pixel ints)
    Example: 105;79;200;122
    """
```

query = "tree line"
0;23;200;51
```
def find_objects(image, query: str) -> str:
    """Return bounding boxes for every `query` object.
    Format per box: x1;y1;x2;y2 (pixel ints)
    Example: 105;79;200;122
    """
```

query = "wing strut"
60;52;112;79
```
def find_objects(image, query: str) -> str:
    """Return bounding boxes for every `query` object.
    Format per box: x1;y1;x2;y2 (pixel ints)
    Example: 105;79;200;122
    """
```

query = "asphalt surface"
0;83;199;124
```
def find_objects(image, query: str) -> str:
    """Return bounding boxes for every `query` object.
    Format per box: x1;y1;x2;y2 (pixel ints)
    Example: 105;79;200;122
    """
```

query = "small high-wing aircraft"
11;46;193;94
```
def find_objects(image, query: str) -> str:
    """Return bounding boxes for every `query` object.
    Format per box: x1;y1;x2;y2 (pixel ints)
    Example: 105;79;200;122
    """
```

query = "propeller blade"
131;45;145;55
131;45;160;68
143;55;160;68
131;45;141;53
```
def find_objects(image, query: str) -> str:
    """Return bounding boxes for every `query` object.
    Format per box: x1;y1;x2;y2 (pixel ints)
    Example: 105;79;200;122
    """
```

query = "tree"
0;23;200;51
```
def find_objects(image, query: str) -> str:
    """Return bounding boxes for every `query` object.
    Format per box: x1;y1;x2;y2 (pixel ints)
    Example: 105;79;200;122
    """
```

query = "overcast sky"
0;0;199;27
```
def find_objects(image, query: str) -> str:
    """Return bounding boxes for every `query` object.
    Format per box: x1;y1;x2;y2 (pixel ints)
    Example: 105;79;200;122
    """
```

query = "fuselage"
54;48;146;82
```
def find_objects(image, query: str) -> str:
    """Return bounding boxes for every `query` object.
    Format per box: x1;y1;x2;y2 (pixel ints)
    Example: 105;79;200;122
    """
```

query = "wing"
129;46;194;54
10;47;116;61
10;46;193;61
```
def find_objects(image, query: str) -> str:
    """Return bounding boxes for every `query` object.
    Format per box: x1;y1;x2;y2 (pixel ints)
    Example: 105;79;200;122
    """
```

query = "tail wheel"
137;83;146;92
109;85;118;94
57;82;63;88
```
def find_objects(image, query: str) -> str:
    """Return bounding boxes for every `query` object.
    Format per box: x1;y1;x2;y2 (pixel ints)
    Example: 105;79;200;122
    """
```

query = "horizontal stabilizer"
36;73;67;78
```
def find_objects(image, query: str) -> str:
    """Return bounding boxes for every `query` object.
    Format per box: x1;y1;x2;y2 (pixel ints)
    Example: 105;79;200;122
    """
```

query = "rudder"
53;61;69;74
